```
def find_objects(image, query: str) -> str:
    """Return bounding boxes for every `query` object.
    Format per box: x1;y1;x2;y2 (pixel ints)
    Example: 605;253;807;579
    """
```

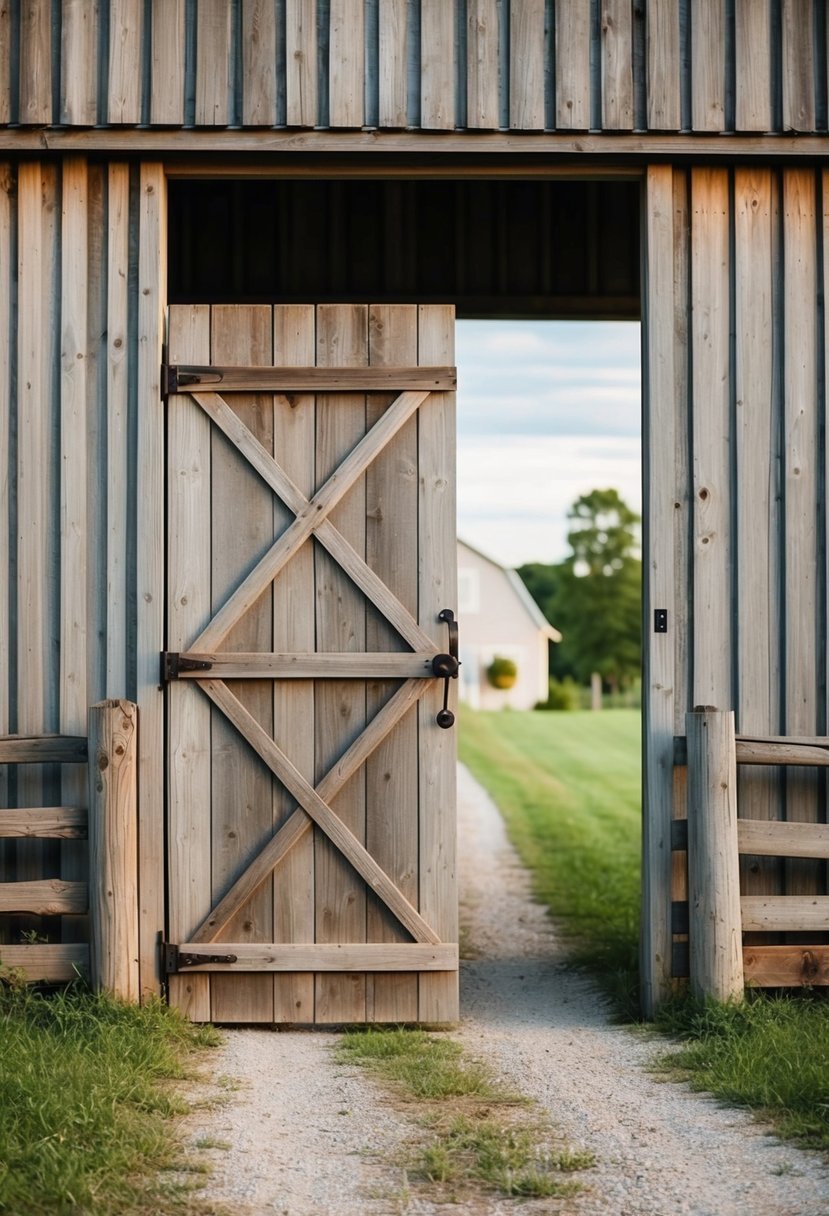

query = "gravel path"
184;764;829;1216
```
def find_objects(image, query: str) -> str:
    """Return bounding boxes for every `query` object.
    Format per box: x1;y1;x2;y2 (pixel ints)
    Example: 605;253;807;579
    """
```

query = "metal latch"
161;364;224;398
165;944;238;973
161;652;213;682
433;608;460;729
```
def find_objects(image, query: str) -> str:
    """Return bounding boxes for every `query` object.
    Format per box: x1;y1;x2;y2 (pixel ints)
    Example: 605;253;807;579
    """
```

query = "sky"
456;319;642;569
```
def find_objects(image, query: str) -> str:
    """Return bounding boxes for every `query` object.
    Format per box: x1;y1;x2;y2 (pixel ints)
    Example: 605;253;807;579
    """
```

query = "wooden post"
590;671;602;711
88;700;139;1001
686;708;744;1002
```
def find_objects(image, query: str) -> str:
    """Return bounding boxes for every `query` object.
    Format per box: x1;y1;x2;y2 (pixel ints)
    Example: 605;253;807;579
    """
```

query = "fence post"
88;700;140;1001
686;707;744;1002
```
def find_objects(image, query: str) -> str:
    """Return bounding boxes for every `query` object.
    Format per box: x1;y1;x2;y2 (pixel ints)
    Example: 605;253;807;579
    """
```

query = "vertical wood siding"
2;0;826;133
642;164;829;1009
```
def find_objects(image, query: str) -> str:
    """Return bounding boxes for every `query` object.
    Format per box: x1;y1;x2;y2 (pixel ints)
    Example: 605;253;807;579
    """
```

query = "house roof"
458;538;562;643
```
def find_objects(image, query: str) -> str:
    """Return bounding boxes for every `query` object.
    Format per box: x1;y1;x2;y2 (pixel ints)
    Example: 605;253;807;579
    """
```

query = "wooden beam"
171;366;456;391
173;653;435;679
172;943;458;972
743;945;829;987
0;736;88;764
686;709;744;1001
0;880;87;915
0;808;87;838
0;944;89;982
741;896;829;932
738;819;829;859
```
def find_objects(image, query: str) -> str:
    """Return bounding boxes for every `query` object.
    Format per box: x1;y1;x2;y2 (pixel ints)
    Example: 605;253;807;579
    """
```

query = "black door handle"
433;608;459;728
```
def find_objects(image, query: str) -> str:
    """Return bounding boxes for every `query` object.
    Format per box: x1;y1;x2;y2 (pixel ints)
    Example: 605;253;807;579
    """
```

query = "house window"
458;568;480;613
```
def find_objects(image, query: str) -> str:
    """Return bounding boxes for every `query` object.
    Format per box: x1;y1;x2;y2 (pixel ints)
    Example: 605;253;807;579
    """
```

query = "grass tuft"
0;977;222;1215
339;1027;505;1100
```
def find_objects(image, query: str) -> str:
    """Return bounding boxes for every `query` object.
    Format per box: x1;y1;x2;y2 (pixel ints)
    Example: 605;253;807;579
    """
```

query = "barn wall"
642;163;829;1012
0;157;165;996
0;0;826;135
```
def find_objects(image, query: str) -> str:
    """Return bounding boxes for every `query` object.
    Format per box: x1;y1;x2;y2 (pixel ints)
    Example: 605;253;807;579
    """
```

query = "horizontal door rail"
163;364;457;394
166;942;458;973
165;651;437;679
0;879;88;916
0;735;88;764
671;816;829;859
0;807;87;838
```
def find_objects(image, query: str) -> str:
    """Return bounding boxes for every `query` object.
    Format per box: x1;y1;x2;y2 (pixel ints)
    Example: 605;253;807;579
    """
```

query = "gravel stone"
183;762;829;1216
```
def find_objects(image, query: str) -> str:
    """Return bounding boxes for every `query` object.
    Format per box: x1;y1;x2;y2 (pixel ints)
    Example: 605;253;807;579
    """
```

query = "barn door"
164;304;458;1025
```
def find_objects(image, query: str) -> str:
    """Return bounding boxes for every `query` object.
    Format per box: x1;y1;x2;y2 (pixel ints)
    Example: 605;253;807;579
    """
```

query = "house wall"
0;1;825;137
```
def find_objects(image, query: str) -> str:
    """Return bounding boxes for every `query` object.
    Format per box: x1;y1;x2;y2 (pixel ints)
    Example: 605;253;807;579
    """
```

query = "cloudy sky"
456;320;642;568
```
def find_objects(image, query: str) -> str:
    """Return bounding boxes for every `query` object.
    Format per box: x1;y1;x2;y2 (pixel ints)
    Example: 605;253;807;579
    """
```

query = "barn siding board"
421;0;455;130
735;0;771;132
150;0;186;125
509;0;544;130
61;0;98;126
555;0;591;130
646;0;679;129
286;0;317;127
108;0;144;124
242;0;278;126
601;0;633;131
19;1;52;124
691;0;726;132
782;0;815;133
378;0;407;127
467;0;500;130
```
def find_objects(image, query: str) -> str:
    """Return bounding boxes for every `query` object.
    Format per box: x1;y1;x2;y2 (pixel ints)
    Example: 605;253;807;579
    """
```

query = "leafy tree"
518;488;642;691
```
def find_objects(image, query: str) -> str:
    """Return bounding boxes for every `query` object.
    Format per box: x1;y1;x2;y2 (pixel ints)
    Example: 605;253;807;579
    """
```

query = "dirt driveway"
184;765;829;1215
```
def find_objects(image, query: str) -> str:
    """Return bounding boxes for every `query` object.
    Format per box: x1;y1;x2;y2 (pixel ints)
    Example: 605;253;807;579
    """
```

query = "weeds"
0;978;222;1215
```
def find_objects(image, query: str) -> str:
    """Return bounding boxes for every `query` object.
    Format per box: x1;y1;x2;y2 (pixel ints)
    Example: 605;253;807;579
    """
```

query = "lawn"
460;706;829;1154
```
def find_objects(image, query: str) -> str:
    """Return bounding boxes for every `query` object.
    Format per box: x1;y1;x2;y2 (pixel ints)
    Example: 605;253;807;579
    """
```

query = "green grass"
459;707;641;1006
0;978;222;1215
460;706;829;1154
339;1027;594;1202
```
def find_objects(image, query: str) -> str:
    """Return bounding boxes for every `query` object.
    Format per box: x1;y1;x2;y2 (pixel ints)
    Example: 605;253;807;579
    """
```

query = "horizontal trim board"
741;896;829;932
0;880;88;915
743;946;829;987
0;807;88;838
0;736;88;764
0;945;90;982
1;129;828;159
172;943;459;971
169;365;456;391
671;817;829;859
675;736;829;767
175;653;438;679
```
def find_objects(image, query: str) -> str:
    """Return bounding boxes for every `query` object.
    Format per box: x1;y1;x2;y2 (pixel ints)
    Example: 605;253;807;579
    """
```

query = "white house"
457;540;561;711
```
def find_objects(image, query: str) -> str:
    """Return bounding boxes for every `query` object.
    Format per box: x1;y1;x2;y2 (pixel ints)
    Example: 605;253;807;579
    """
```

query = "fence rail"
0;702;139;1000
673;708;829;999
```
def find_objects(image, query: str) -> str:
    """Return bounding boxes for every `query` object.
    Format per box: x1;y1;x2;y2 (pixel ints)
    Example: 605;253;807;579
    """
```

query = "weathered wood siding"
642;163;829;1012
0;0;827;134
0;159;165;999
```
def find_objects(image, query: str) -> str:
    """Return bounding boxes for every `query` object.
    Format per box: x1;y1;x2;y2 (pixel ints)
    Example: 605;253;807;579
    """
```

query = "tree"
518;488;641;691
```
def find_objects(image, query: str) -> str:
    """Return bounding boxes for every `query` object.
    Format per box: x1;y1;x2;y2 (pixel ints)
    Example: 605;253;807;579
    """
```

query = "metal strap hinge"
165;944;238;973
161;652;213;682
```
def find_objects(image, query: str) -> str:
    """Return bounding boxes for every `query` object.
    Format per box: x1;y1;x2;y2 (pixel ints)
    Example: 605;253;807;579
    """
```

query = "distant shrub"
486;656;518;690
536;676;581;711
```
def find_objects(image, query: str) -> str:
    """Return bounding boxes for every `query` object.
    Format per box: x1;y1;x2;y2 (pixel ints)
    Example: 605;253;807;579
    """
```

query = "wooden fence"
0;701;139;1001
673;708;829;1000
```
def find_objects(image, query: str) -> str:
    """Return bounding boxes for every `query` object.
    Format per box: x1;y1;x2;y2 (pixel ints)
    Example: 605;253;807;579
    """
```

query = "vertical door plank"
136;163;166;998
314;304;368;1024
59;157;89;939
20;1;52;124
421;0;455;130
734;169;782;907
209;305;275;1024
417;304;458;1024
17;163;57;930
243;0;278;126
692;0;725;131
510;0;545;130
782;169;820;896
690;168;731;707
0;7;10;124
602;0;633;130
0;166;10;813
196;0;232;125
272;304;316;1023
151;0;185;124
330;0;364;127
735;0;771;131
782;0;815;131
647;0;680;129
379;0;407;127
641;165;677;1016
286;0;318;127
106;165;130;697
467;0;500;130
108;0;143;123
556;0;590;129
167;305;212;1022
365;304;419;1023
61;0;98;125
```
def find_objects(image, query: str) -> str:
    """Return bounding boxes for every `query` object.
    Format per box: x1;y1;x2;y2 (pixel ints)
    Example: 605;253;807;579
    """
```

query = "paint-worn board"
166;304;458;1024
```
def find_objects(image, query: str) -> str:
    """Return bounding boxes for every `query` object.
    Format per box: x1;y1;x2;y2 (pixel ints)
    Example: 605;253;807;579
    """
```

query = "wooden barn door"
164;304;458;1024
